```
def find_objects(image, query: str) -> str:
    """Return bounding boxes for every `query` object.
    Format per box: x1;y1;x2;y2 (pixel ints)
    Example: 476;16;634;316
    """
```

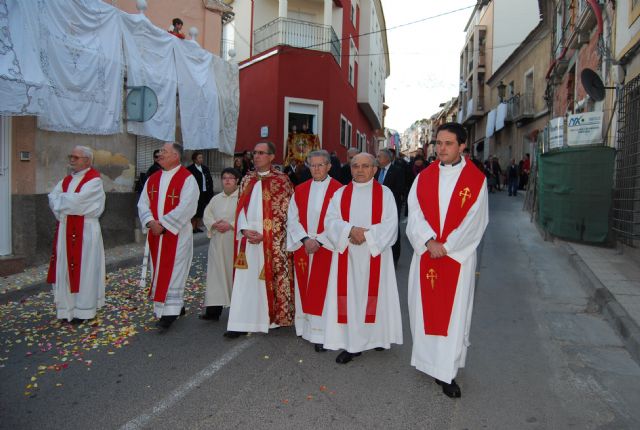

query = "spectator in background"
507;159;519;196
187;151;214;233
169;18;185;39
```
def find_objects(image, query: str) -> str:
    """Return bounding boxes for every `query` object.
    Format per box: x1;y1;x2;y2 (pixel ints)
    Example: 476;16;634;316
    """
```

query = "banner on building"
567;112;603;146
549;117;564;149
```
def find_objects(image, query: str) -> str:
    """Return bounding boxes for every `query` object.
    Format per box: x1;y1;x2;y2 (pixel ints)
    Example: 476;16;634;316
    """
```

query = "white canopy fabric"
0;0;238;154
486;109;496;138
36;0;124;135
174;40;220;151
211;55;239;156
0;0;47;115
121;13;177;142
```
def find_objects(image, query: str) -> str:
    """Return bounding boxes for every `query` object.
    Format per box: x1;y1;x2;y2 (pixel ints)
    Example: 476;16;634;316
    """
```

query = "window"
347;121;352;147
350;2;356;26
340;116;352;147
349;38;356;86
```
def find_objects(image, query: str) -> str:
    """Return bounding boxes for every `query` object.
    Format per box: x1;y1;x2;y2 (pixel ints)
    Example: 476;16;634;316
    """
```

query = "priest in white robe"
318;153;403;364
406;122;488;398
287;150;343;352
47;146;105;324
225;141;295;338
200;167;240;321
138;142;199;332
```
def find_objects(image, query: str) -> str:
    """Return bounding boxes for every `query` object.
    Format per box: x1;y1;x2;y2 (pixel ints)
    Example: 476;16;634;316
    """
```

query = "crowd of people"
47;122;489;399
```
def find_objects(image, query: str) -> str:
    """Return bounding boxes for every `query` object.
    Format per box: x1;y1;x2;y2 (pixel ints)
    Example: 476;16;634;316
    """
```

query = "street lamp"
497;80;506;102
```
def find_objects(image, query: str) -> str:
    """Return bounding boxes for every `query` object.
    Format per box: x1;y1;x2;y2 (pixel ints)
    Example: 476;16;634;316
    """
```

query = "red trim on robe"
145;167;192;304
416;161;485;335
47;168;101;294
337;181;383;324
293;178;342;316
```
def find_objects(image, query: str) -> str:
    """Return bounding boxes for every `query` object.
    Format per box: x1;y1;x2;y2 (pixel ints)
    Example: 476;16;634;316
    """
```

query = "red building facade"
234;0;389;163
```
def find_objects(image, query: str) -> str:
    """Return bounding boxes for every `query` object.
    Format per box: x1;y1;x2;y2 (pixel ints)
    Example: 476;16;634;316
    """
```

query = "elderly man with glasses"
286;150;343;352
225;141;295;338
47;146;106;325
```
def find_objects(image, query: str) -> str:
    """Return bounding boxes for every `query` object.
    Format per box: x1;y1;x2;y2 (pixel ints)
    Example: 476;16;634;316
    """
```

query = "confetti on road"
0;255;207;398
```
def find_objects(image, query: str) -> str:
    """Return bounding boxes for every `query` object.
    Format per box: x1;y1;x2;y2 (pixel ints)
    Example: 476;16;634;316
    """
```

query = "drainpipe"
250;0;254;57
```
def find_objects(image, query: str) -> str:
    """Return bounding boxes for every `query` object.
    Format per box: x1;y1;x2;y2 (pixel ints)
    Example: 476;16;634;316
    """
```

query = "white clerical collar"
313;175;329;183
72;167;91;176
195;164;203;172
257;170;270;176
353;178;374;188
440;157;466;170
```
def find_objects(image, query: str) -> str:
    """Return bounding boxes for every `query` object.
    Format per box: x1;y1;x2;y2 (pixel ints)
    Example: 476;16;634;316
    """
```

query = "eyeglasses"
68;155;88;161
253;150;272;156
308;163;328;169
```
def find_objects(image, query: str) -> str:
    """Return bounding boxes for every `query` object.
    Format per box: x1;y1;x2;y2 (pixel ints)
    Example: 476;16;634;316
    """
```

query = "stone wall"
12;192;138;267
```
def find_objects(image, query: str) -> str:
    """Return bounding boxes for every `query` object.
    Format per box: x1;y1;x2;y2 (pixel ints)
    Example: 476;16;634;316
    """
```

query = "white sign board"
567;112;603;146
549;117;564;149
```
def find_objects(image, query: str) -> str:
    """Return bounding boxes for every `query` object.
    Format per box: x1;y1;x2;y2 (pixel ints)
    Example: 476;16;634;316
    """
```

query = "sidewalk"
0;232;210;303
563;240;640;364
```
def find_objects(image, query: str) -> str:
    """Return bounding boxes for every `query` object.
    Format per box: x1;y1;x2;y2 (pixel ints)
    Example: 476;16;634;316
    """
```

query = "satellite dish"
125;86;158;122
580;68;606;102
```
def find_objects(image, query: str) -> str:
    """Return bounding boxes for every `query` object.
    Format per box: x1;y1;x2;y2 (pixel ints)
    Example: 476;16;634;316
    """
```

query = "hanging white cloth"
0;0;46;115
174;40;220;151
36;0;124;135
120;13;177;141
211;55;239;156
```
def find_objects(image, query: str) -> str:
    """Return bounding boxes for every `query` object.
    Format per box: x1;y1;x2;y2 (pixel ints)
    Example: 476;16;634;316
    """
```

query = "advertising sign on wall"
549;117;564;149
567;112;603;146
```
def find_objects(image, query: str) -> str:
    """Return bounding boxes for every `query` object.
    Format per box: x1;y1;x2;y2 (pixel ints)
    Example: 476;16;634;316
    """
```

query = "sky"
380;1;477;133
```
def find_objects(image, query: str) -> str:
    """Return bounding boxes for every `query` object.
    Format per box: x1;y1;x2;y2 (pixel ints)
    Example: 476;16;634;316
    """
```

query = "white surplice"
318;179;403;352
48;168;106;321
286;177;338;344
202;189;238;307
227;172;271;333
138;166;199;318
406;158;489;383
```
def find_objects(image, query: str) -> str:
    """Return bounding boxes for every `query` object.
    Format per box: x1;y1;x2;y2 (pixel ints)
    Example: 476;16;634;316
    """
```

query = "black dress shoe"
156;318;174;330
435;378;461;398
180;307;186;316
374;347;385;351
223;331;246;339
199;306;222;320
69;318;86;325
335;351;361;364
314;344;327;353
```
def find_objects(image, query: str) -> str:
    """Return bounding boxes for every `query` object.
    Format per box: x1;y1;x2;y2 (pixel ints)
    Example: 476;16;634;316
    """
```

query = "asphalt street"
1;191;639;429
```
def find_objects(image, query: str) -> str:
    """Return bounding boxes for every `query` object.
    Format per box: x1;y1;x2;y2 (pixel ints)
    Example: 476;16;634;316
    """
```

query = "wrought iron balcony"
506;92;535;124
253;17;341;64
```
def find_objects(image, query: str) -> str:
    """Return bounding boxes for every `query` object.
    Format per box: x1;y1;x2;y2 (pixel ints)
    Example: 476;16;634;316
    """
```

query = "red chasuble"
337;181;383;324
293;178;343;316
145;167;192;303
47;168;101;294
234;169;295;325
417;161;485;336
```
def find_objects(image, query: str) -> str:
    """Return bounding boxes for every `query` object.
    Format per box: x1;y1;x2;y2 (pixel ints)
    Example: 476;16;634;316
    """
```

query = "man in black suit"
187;151;214;233
339;147;360;184
375;148;405;267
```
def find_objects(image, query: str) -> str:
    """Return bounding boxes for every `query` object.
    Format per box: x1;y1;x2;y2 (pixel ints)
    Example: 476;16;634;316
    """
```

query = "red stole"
234;172;278;322
337;181;383;324
293;178;343;316
417;161;485;335
145;167;192;303
47;168;101;294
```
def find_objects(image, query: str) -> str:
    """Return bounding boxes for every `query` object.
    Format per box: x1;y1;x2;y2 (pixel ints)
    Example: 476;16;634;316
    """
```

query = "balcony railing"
253;17;341;64
506;92;535;122
221;38;235;61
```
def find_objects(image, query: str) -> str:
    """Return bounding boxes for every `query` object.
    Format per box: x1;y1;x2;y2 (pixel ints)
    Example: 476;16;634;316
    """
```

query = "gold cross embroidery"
149;184;158;200
167;189;179;205
426;268;438;290
297;257;307;272
459;187;471;208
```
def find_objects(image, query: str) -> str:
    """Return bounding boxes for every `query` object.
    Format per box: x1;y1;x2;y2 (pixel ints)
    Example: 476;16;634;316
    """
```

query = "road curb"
0;235;210;305
562;242;640;366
